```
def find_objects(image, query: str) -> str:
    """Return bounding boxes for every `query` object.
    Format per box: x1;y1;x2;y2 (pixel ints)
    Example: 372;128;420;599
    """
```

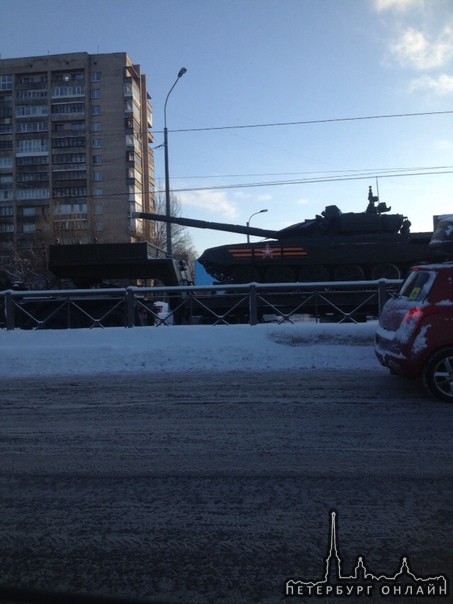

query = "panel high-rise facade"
0;52;155;280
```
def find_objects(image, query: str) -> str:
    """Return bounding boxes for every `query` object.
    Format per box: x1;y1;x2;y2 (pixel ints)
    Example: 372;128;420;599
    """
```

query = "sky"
0;322;379;378
1;0;453;255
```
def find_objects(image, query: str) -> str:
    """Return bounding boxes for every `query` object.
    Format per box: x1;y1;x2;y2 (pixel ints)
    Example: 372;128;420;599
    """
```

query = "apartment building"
0;52;155;279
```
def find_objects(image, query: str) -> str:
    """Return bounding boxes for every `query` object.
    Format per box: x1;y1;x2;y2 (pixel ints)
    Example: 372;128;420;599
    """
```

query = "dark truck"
0;242;191;329
48;241;191;287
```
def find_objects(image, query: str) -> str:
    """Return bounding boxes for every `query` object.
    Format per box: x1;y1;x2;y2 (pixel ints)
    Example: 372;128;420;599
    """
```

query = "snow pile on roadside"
0;322;382;378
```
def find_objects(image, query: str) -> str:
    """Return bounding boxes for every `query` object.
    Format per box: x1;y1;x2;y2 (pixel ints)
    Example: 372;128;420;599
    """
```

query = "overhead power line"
167;165;448;181
16;166;453;197
155;165;453;194
155;109;453;134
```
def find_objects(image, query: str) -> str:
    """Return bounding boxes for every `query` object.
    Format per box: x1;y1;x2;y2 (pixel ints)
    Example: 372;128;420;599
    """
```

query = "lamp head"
178;67;187;78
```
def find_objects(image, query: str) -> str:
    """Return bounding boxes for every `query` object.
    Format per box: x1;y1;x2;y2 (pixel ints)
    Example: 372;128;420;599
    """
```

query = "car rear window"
399;270;436;301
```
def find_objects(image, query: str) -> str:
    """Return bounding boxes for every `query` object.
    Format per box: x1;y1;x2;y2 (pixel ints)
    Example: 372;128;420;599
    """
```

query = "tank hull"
199;231;444;283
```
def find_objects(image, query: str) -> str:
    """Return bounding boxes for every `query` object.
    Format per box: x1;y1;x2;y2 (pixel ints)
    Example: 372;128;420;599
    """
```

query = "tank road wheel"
264;266;296;283
298;265;330;282
333;264;365;281
422;348;453;402
230;266;260;283
371;263;401;280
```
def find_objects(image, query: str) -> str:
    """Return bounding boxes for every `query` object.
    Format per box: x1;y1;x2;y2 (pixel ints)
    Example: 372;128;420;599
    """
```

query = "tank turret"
134;187;444;283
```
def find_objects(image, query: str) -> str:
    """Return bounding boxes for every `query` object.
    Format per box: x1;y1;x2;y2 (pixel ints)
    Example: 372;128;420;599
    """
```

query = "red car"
375;262;453;401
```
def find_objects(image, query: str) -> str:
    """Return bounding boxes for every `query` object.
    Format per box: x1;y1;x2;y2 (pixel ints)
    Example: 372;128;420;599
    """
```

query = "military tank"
135;187;445;283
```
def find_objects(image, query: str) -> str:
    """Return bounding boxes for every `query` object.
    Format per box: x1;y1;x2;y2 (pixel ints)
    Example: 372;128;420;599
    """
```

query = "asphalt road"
1;370;452;603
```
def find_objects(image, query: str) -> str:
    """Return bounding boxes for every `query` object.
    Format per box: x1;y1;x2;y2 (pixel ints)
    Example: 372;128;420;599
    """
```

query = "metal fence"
0;279;402;330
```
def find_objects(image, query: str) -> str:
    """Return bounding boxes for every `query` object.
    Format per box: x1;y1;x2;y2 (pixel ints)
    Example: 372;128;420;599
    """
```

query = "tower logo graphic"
284;511;448;599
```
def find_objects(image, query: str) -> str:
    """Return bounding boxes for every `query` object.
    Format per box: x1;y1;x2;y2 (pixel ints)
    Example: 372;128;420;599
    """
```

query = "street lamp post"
246;209;268;243
164;67;187;257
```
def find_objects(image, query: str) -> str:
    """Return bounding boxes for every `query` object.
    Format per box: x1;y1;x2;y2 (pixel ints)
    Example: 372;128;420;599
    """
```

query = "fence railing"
0;279;402;330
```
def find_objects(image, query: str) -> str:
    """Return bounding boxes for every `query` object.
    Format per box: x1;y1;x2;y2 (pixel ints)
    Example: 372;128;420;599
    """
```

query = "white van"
154;301;174;325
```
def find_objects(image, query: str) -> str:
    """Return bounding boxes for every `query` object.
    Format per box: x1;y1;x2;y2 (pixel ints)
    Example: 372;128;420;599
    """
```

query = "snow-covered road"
1;368;453;602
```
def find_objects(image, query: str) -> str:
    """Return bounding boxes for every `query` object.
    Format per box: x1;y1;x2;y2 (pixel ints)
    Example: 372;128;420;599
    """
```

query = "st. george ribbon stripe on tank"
228;246;308;258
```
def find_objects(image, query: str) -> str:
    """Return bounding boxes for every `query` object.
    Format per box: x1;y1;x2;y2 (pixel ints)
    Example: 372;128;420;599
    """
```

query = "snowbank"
0;322;381;378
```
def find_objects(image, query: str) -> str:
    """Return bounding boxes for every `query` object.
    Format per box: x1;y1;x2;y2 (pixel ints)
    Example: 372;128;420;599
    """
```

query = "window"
52;137;85;148
92;139;102;149
53;186;87;197
17;188;49;200
16;121;48;133
17;156;49;166
0;206;13;216
128;166;142;181
53;72;84;83
0;223;14;233
131;85;141;105
52;153;86;164
52;85;85;97
16;139;49;154
91;72;101;82
91;122;101;132
22;223;37;233
0;75;12;91
91;105;101;116
16;105;48;117
22;207;37;217
0;156;12;168
17;74;47;86
93;171;103;181
55;202;87;215
16;172;48;183
52;169;86;181
70;121;85;131
91;89;101;99
18;76;33;85
400;270;437;302
92;155;102;165
53;121;85;133
16;89;48;100
51;103;85;115
53;187;87;197
94;188;104;197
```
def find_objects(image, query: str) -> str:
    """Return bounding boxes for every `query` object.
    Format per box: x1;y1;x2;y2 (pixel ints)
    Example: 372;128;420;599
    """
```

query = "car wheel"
422;348;453;402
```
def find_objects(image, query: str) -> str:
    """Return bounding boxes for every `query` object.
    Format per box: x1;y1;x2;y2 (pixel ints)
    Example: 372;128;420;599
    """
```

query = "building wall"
0;52;155;274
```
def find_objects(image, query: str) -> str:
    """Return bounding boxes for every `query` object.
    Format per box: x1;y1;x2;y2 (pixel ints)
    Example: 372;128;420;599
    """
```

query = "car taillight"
402;305;439;328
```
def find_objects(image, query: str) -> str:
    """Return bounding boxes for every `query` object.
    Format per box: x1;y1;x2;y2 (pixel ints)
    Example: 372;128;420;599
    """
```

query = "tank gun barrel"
133;211;279;238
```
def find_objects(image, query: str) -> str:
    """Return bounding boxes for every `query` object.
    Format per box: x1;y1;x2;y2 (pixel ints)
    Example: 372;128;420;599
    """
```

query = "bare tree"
154;189;198;271
0;203;96;290
0;244;52;289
